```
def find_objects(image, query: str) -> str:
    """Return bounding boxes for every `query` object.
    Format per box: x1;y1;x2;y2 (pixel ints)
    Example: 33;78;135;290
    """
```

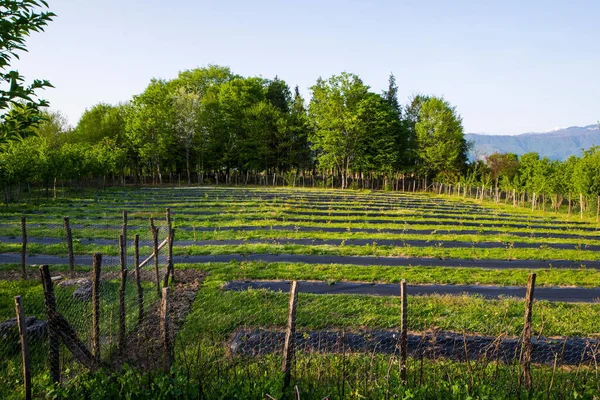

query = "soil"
3;253;600;270
230;328;600;366
111;268;204;370
3;236;598;251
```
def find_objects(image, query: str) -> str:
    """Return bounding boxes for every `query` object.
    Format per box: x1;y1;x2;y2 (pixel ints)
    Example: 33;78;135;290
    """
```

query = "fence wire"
176;281;600;398
0;211;171;399
3;209;600;398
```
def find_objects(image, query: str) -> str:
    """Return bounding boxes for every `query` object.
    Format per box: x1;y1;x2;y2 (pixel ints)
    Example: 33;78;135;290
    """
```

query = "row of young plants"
2;188;600;398
2;260;600;399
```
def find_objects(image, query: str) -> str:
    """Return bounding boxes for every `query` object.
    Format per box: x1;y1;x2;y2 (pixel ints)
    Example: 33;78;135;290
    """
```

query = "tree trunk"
580;193;584;219
186;149;191;185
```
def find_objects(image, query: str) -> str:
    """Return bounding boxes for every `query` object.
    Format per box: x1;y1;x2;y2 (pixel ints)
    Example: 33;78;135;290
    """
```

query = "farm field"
2;186;600;399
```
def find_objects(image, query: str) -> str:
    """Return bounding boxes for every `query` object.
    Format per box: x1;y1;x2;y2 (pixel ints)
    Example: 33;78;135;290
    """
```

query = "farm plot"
1;186;600;398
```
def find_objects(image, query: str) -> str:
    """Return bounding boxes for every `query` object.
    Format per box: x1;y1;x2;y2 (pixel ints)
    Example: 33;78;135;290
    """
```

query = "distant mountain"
465;124;600;160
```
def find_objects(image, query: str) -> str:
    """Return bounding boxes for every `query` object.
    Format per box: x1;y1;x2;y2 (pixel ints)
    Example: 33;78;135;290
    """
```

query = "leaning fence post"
160;287;171;373
91;253;101;361
20;216;27;279
14;296;31;400
150;218;161;297
521;273;536;389
134;234;143;324
118;235;127;352
282;280;299;391
400;279;408;385
63;217;75;278
39;265;60;384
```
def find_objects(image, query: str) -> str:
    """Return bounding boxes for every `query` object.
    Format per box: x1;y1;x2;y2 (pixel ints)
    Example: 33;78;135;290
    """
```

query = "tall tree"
308;73;370;188
382;73;401;117
125;79;174;184
171;86;201;184
415;96;468;181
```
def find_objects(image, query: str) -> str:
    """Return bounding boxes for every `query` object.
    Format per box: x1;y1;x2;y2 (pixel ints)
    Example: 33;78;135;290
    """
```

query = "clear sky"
12;0;600;135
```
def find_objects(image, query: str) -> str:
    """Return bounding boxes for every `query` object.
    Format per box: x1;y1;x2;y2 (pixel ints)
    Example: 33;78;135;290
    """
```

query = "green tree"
415;96;468;181
485;152;519;201
382;73;401;117
0;0;54;143
403;94;430;170
125;79;174;184
308;72;370;188
171;86;201;184
73;103;128;145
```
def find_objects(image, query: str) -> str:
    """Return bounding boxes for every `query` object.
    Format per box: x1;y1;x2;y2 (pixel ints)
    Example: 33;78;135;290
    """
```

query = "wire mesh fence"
3;210;600;398
1;210;172;399
174;277;600;398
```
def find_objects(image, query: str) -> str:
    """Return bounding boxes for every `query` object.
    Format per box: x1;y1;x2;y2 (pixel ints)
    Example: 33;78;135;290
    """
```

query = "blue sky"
12;0;600;134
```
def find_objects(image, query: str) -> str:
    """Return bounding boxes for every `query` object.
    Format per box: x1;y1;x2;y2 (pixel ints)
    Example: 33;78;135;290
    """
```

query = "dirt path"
114;269;204;369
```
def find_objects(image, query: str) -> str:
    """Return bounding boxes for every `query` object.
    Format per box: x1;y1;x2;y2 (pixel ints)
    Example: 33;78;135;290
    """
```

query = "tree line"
464;148;600;219
0;65;469;196
1;64;600;218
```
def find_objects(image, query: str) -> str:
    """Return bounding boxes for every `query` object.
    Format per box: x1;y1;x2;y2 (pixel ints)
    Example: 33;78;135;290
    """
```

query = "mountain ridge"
465;124;600;160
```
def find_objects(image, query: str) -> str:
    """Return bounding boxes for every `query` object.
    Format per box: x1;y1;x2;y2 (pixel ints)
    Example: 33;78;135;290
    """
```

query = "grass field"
1;186;600;399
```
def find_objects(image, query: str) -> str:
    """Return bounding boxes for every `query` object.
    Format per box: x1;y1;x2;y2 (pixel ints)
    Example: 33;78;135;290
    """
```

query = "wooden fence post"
160;287;171;373
20;216;27;279
134;234;143;324
521;273;536;390
39;265;60;384
150;218;161;297
91;253;101;361
165;208;171;229
118;235;127;352
14;296;31;400
63;217;75;278
163;228;175;287
122;210;127;270
282;281;298;391
400;279;408;385
165;208;173;285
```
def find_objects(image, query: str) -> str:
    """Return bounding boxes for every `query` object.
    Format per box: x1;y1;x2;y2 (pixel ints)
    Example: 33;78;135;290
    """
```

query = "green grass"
184;260;600;288
4;186;600;398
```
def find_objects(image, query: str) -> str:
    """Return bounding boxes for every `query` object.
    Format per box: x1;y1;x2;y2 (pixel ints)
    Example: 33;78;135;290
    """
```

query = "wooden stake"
63;217;75;277
122;210;127;270
20;216;27;279
14;296;31;400
165;208;172;229
163;228;175;287
282;281;299;391
39;265;60;383
91;253;101;361
521;273;536;390
160;287;171;373
118;235;127;351
400;279;408;385
150;218;161;297
165;208;173;285
134;234;143;324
